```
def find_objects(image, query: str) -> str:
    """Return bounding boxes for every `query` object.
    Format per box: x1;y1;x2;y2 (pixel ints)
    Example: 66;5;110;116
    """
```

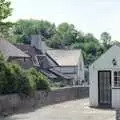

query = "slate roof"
39;69;57;79
49;68;72;79
15;44;58;67
15;44;42;65
0;40;29;60
46;49;81;66
15;44;42;56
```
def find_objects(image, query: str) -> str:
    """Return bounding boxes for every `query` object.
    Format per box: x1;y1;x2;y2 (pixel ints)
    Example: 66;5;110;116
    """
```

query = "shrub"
0;63;35;95
27;68;50;90
0;52;50;95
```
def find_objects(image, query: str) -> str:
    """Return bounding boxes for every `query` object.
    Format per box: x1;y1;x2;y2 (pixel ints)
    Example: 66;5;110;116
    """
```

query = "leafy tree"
57;23;77;46
71;32;103;64
0;0;12;21
47;33;64;48
74;31;84;43
84;33;97;42
100;32;112;49
83;42;103;64
47;22;78;48
0;0;13;38
11;19;56;44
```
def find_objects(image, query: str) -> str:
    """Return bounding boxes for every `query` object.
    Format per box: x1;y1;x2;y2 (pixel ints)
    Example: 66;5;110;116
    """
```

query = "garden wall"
116;110;120;120
0;86;89;114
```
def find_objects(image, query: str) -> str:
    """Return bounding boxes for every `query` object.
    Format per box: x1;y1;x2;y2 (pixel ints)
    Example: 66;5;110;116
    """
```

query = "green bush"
27;68;50;90
0;52;50;95
0;63;35;95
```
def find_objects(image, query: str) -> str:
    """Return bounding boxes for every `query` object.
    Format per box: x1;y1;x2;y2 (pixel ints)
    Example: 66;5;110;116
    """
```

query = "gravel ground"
0;98;115;120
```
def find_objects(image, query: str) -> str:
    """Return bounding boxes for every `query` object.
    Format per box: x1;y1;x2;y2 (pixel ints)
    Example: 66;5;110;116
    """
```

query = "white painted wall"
78;52;85;82
89;45;120;108
89;68;98;106
112;89;120;108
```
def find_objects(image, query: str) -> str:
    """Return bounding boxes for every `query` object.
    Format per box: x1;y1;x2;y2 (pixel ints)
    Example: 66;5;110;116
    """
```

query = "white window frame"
113;71;120;88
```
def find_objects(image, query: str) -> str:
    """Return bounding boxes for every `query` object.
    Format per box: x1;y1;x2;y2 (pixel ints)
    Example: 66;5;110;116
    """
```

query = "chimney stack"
31;34;47;54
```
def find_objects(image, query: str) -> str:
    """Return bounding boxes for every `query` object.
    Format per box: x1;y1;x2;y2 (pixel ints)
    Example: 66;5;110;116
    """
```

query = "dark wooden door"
98;71;111;106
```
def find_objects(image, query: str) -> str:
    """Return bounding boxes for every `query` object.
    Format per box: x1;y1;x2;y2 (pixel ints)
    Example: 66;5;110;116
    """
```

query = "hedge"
0;53;50;95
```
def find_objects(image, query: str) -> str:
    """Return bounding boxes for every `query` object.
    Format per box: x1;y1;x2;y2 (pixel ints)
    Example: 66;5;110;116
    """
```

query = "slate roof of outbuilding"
46;49;81;66
15;44;45;65
0;40;29;60
15;44;42;57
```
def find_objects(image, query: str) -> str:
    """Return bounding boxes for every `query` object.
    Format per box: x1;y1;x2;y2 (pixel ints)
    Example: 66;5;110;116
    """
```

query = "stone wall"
116;110;120;120
0;86;89;114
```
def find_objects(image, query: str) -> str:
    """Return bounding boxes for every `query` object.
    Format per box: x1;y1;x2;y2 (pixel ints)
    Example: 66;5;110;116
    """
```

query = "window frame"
113;71;120;88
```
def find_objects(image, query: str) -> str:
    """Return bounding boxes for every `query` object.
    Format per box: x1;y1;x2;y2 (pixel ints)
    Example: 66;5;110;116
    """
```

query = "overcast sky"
8;0;120;41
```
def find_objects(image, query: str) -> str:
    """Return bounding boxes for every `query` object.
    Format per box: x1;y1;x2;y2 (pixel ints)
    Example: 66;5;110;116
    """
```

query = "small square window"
114;71;120;87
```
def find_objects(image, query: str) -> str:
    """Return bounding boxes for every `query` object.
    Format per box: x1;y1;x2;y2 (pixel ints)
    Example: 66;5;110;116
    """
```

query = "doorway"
98;71;111;107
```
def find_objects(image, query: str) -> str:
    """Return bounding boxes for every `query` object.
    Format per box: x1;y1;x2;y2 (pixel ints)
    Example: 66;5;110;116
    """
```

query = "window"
114;71;120;87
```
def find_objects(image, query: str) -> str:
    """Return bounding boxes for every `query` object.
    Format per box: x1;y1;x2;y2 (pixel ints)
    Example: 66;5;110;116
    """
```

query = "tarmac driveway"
3;98;115;120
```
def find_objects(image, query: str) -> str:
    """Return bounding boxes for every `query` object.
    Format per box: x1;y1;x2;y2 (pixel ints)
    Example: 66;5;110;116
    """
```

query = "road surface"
2;98;115;120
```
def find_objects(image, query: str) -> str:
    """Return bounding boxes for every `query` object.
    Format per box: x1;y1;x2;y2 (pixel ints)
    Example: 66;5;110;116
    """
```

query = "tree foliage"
11;19;56;44
100;32;112;50
47;23;78;48
10;19;113;65
0;0;12;21
28;68;50;90
0;52;50;95
0;0;13;38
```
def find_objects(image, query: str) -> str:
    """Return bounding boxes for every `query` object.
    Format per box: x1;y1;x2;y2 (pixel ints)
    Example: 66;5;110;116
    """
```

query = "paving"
1;98;115;120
